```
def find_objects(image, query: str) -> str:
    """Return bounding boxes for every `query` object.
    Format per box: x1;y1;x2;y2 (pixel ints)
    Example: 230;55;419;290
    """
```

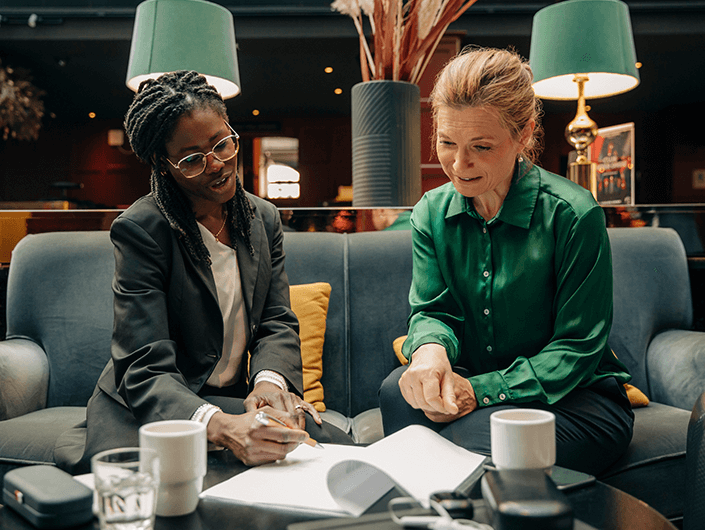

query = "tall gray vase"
351;80;422;207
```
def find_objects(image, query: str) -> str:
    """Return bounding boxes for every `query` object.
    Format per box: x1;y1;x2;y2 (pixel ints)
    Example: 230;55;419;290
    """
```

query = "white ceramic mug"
139;420;207;517
490;409;556;470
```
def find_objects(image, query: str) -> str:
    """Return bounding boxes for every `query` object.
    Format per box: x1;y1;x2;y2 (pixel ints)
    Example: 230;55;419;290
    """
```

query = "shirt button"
483;308;490;315
499;393;506;401
486;345;493;352
482;228;487;234
483;271;489;278
483;397;490;404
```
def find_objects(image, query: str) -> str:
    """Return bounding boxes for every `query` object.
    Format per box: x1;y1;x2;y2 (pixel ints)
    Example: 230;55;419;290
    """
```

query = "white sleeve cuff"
191;403;222;424
253;370;288;391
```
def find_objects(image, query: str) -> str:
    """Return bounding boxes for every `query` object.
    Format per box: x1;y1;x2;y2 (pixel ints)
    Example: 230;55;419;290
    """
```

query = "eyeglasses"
165;122;240;178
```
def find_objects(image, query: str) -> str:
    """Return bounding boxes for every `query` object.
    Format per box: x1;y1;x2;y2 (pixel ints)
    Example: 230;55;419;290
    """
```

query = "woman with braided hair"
55;71;351;473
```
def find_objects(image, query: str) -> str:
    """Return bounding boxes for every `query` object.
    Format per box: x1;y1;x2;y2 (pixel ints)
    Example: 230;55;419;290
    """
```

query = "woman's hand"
423;372;477;422
399;344;459;417
206;406;309;466
244;381;322;429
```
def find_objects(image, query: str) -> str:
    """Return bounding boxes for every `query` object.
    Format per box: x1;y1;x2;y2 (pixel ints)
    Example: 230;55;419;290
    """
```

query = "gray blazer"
55;192;302;472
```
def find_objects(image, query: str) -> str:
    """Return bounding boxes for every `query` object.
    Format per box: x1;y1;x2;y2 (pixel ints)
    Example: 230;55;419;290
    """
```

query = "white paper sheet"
201;425;487;517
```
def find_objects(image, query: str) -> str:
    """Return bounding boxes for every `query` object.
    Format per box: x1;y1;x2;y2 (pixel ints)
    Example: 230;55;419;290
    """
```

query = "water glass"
91;447;160;530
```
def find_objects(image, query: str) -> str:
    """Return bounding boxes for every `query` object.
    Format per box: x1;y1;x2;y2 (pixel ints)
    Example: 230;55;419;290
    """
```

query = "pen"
254;411;324;449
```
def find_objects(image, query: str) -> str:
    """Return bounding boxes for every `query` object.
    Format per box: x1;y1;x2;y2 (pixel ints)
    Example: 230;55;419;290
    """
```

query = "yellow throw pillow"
393;335;409;366
392;335;649;408
290;283;332;412
611;350;649;407
624;384;649;407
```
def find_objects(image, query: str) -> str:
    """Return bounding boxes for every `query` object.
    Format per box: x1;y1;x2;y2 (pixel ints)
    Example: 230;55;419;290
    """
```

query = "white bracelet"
253;370;288;391
191;403;222;424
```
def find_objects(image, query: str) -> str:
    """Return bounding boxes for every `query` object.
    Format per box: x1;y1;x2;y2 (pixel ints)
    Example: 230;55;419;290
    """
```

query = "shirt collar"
445;159;540;229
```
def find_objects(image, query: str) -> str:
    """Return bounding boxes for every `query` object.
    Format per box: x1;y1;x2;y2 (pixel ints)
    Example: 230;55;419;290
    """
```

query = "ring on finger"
295;404;303;410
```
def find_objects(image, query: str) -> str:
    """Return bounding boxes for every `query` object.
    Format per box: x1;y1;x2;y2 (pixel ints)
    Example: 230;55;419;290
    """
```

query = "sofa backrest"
607;227;692;395
282;231;412;417
5;231;115;408
3;226;693;414
4;229;413;417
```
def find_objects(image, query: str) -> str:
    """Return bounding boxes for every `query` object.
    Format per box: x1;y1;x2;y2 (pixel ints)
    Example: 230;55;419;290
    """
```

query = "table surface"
1;450;678;530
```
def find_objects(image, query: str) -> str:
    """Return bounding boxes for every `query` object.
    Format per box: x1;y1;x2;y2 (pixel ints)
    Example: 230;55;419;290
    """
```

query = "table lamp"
529;0;639;198
126;0;241;99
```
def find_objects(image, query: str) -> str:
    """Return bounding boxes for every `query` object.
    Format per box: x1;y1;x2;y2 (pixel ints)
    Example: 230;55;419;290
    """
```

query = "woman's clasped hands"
207;382;322;466
399;343;478;423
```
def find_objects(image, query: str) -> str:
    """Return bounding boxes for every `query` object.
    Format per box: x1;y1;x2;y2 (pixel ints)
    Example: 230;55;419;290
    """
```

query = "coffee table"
0;450;678;530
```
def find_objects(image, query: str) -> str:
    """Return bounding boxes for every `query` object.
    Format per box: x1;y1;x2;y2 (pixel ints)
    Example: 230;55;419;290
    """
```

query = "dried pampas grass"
332;0;477;83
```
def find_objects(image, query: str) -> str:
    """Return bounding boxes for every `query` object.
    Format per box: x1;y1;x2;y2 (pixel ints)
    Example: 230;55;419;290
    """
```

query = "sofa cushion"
346;232;413;417
608;227;692;398
0;407;86;478
290;282;331;412
318;408;384;445
599;402;690;521
283;233;348;415
647;329;705;410
5;232;114;409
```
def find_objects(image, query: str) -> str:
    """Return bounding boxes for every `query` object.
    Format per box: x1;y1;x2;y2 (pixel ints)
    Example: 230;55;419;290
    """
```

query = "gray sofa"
0;226;701;524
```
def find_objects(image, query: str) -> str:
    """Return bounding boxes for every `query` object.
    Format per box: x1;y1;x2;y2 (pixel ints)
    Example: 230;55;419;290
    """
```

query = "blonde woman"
379;48;634;475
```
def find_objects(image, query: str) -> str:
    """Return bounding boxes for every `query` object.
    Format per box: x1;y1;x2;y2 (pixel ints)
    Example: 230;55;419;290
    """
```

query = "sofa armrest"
0;338;49;420
647;329;705;411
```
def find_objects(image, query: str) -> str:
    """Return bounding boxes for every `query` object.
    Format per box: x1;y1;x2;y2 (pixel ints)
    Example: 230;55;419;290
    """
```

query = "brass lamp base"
568;157;597;199
565;75;599;201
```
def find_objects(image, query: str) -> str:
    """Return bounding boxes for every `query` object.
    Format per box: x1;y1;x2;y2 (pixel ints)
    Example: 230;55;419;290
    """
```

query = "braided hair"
124;70;254;262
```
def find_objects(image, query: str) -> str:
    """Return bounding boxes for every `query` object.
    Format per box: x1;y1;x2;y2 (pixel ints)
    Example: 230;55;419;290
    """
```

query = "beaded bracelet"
191;403;222;424
253;369;288;391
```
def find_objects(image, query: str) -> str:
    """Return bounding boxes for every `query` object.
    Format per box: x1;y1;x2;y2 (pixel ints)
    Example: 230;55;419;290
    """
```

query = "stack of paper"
201;424;487;517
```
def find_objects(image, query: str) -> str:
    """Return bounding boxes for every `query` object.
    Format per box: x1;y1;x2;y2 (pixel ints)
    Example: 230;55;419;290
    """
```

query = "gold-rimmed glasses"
165;122;240;178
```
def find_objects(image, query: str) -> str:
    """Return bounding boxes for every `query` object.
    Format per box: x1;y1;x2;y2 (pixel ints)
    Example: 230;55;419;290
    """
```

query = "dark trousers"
379;366;634;476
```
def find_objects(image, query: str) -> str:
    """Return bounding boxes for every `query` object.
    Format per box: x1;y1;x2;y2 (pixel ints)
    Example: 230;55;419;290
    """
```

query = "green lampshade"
529;0;639;100
126;0;241;99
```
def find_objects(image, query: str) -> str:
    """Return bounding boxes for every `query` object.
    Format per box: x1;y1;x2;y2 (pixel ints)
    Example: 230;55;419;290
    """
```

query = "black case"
2;465;93;529
481;468;573;530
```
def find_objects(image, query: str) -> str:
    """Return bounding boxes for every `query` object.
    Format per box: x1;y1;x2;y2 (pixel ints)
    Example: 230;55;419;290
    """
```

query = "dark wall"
0;114;352;208
0;119;150;208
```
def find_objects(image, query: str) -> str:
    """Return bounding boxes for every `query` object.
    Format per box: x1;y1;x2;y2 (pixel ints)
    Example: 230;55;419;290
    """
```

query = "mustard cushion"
392;335;649;408
290;282;332;412
393;335;410;366
624;384;649;407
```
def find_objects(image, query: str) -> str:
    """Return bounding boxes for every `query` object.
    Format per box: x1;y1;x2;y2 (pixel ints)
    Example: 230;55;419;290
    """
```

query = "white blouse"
197;222;249;388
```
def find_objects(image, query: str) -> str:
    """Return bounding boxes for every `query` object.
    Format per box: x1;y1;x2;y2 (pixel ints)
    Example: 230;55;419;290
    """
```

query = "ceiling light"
126;0;241;99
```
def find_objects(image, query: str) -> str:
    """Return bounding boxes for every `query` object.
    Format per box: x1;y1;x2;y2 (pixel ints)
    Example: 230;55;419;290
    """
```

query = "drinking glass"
92;447;160;530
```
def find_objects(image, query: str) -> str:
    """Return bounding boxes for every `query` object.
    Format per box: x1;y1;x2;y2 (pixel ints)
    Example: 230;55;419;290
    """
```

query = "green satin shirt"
402;162;631;407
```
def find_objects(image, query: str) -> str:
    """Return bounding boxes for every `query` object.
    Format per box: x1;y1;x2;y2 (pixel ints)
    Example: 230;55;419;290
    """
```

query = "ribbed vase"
351;80;422;207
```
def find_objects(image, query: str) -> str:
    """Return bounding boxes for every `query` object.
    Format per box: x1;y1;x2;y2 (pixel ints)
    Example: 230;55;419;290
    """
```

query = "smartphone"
550;466;596;492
